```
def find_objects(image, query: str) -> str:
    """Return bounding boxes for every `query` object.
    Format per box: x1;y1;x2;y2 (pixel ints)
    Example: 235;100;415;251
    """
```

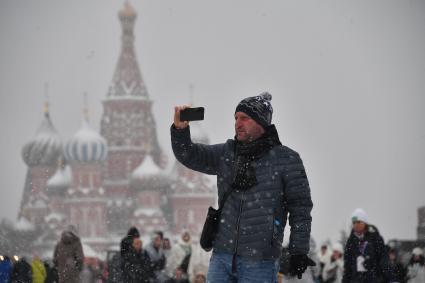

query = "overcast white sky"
0;0;424;245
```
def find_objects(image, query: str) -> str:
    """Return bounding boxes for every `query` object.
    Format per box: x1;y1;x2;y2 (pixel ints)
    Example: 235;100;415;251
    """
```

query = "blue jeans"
207;252;279;283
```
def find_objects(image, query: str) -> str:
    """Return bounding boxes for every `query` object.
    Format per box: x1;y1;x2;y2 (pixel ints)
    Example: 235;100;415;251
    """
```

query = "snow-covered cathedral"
18;2;215;258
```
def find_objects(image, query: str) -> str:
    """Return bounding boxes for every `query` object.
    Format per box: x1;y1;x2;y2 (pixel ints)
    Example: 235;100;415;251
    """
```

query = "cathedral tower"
64;102;108;239
100;2;165;233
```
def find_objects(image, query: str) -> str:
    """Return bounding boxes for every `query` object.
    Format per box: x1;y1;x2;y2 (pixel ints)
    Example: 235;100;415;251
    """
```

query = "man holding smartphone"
170;92;314;282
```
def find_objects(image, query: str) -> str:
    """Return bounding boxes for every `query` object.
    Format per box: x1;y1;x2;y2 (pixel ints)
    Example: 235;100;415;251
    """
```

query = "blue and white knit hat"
235;92;273;129
351;208;368;223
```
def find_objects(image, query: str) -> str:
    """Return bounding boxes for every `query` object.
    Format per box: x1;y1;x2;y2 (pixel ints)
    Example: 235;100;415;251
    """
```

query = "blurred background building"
17;2;215;259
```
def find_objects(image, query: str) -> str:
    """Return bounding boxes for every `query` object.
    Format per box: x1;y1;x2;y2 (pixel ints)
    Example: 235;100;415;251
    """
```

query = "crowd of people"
0;212;424;283
1;93;424;283
0;224;209;283
277;208;425;283
108;227;208;283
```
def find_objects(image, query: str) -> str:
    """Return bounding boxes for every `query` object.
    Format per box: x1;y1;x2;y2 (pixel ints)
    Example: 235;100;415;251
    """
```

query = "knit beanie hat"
235;92;273;129
351;208;368;223
412;247;424;256
127;226;140;238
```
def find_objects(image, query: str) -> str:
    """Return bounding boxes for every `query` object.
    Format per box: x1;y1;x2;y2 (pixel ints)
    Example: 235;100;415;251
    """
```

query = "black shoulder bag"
200;185;236;252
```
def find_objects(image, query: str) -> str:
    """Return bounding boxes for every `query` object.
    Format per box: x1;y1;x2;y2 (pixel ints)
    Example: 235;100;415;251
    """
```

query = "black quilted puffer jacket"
171;124;313;260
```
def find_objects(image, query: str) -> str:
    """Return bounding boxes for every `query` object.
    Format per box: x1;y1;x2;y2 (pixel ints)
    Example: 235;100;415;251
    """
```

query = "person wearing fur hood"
164;231;192;281
406;247;425;283
322;243;344;283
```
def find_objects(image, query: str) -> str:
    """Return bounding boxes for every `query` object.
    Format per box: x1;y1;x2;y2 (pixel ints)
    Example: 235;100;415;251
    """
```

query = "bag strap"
217;184;237;211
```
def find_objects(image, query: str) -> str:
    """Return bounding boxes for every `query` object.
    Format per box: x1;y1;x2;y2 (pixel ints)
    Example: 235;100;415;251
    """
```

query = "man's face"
352;221;366;234
174;268;183;279
182;232;190;243
234;112;265;143
132;238;142;252
332;250;342;259
194;274;206;283
413;255;422;262
153;235;162;249
163;239;171;250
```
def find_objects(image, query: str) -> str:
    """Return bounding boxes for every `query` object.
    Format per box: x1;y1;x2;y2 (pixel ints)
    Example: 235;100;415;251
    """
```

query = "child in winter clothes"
406;247;425;283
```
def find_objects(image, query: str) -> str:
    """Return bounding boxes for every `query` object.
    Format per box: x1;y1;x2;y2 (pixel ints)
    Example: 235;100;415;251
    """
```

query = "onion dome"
131;154;170;189
46;165;72;194
190;122;209;144
22;110;62;167
132;154;161;178
64;120;108;163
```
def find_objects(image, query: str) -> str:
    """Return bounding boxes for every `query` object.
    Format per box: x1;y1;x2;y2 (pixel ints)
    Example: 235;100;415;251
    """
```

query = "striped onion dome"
22;112;62;167
64;120;107;163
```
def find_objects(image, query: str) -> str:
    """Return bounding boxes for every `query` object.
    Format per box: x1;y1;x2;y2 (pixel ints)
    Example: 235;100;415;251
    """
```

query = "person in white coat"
164;231;192;281
322;243;344;283
318;243;332;282
407;247;425;283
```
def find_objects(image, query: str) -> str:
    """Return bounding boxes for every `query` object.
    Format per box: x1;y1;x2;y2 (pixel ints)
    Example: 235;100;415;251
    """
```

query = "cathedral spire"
44;82;50;117
83;92;89;122
107;1;148;99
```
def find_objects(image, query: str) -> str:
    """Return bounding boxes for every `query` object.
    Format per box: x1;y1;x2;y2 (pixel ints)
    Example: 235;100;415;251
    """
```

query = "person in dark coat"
53;225;84;283
171;92;314;282
10;257;32;283
43;260;59;283
120;226;141;258
108;227;142;283
121;236;155;283
388;248;407;283
342;208;396;283
0;255;13;283
107;252;123;283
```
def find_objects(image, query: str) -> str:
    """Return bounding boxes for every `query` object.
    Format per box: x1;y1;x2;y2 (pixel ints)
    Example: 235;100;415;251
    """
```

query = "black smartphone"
180;107;205;121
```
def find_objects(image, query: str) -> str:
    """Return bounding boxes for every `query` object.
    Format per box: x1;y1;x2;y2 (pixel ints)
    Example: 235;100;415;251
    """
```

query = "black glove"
289;254;316;279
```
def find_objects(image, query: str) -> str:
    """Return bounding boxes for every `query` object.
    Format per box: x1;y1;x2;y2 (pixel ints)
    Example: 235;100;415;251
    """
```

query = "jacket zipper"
232;190;246;273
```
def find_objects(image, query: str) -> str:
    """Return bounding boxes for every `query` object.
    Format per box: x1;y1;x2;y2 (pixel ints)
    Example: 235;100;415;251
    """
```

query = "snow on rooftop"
47;165;72;189
134;207;162;217
45;212;65;222
132;154;162;179
74;120;105;143
15;217;35;231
